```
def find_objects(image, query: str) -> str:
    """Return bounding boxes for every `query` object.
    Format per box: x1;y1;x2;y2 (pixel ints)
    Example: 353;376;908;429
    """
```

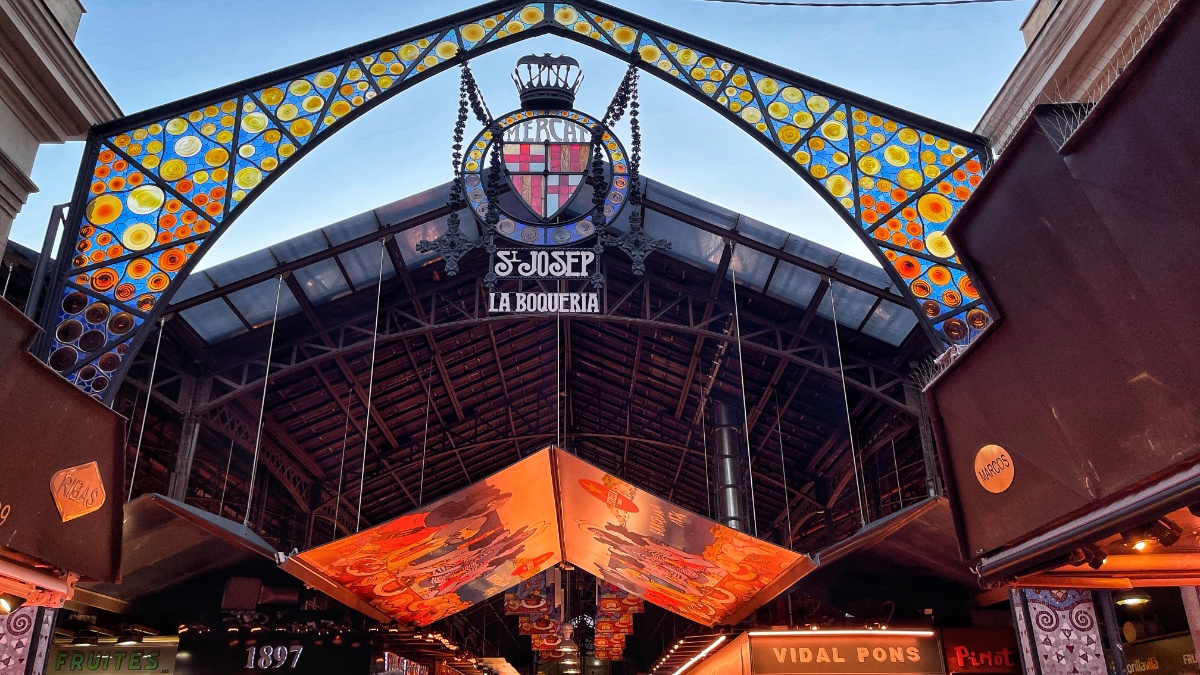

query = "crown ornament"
512;54;584;109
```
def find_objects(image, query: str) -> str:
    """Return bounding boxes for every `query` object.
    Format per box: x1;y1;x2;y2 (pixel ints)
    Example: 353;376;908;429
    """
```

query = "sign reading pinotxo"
175;631;370;675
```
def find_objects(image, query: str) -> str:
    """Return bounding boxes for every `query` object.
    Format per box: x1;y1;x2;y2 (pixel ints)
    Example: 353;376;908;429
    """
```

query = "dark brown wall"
927;1;1200;558
0;299;125;581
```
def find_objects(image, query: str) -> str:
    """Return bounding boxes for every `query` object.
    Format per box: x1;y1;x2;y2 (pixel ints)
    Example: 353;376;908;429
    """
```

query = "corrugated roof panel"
862;300;921;346
765;261;823;307
174;270;216;303
269;229;330;264
393;209;479;268
323;211;381;246
180;300;246;344
644;210;723;271
292;257;352;305
339;242;399;288
645;181;738;230
728;244;773;292
815;283;876;331
736;215;789;249
203;249;278;287
373;183;450;225
227;278;302;328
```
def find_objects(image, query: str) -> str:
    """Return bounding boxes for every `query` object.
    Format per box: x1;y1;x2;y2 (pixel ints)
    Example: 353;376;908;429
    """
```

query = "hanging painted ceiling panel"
282;448;815;627
281;449;563;625
556;450;814;626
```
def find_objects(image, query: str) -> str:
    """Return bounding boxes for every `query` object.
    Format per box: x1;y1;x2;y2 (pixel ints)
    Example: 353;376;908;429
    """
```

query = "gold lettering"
890;647;906;662
907;647;921;662
817;649;831;663
858;648;871;662
833;648;846;663
774;648;787;664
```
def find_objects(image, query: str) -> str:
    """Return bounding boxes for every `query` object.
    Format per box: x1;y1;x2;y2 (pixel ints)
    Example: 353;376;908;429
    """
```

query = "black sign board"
0;302;124;582
488;249;601;314
175;632;371;675
1122;635;1200;675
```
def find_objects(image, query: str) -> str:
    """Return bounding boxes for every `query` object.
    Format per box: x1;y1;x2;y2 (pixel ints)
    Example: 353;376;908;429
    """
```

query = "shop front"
685;630;947;675
44;631;441;675
681;628;1024;675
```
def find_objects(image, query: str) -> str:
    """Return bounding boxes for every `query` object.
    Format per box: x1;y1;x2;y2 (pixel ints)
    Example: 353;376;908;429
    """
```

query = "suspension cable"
776;388;792;549
127;316;166;502
892;438;904;509
356;240;387;532
730;258;759;537
217;436;235;516
828;279;867;527
331;389;353;541
418;359;435;505
702;398;711;519
244;275;284;527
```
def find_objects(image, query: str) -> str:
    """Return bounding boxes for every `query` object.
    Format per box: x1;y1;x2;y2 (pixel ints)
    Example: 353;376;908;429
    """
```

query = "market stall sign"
48;642;176;674
941;629;1019;674
488;249;599;314
749;633;945;675
1122;635;1200;675
175;632;370;675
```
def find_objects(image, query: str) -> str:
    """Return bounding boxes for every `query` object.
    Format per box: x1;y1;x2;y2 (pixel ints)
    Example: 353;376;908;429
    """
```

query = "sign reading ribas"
488;249;600;314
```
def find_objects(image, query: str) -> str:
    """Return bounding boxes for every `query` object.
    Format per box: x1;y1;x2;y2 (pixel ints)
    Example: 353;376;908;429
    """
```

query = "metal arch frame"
40;0;997;404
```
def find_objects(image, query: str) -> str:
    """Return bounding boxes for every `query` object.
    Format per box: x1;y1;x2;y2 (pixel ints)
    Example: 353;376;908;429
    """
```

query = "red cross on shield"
503;141;591;219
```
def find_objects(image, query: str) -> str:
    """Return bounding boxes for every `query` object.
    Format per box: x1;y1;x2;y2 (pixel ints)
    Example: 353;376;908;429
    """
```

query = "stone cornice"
0;148;38;220
975;0;1144;148
0;0;119;143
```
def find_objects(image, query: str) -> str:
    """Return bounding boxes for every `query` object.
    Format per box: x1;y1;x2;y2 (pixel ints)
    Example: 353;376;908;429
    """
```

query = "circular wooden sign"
974;444;1014;493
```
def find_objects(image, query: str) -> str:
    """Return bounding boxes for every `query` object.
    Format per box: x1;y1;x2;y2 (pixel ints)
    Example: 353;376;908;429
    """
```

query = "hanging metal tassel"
417;64;490;276
603;65;670;275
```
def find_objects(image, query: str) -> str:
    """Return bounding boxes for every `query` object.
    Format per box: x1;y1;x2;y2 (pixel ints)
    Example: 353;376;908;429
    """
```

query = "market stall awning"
281;447;814;626
80;493;277;601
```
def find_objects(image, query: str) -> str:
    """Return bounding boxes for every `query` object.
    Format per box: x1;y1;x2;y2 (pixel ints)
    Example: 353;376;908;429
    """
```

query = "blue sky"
11;0;1031;266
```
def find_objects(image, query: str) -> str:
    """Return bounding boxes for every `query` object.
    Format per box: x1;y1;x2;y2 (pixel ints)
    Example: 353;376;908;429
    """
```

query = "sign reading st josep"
488;249;600;314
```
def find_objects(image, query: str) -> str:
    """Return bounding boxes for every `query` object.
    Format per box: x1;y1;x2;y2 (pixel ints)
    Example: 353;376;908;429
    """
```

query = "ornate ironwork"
417;66;486;276
601;67;669;274
37;0;996;402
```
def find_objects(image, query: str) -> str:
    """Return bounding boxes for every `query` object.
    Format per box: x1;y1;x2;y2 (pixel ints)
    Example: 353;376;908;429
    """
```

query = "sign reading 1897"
489;249;600;314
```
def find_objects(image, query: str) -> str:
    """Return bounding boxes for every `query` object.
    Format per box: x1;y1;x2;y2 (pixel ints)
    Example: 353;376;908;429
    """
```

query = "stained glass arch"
38;0;995;401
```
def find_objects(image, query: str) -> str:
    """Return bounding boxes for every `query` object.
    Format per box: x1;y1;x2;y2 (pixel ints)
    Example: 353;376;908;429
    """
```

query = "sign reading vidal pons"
488;249;600;314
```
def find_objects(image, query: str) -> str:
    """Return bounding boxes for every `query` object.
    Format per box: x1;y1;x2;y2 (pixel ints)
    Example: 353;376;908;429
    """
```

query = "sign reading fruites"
49;643;176;674
488;249;600;314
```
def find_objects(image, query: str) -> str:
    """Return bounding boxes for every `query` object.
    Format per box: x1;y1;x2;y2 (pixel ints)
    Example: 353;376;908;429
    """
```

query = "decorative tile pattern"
1022;589;1104;675
44;0;992;398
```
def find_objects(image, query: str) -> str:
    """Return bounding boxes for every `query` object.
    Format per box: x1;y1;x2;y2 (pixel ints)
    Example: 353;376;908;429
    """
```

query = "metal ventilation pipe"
713;400;748;531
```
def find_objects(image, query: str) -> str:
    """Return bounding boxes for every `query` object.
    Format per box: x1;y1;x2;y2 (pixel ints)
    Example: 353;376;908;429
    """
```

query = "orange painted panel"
556;450;809;626
286;449;561;626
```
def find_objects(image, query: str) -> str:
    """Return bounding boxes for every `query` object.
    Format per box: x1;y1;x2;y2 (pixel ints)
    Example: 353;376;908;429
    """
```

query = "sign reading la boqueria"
748;631;945;675
488;249;600;314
